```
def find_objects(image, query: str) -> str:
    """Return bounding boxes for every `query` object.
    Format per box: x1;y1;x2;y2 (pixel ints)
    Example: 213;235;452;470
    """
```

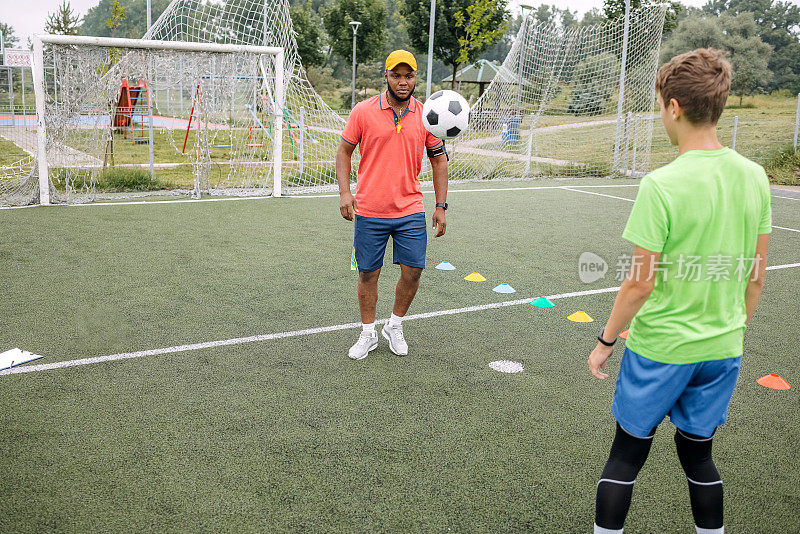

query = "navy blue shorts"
612;347;741;438
354;212;426;273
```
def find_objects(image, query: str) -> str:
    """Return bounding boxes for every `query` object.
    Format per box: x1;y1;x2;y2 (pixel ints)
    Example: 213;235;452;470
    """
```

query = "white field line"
772;225;800;233
4;261;800;378
0;286;624;376
562;187;800;234
772;195;800;201
0;184;642;209
767;262;800;270
560;186;636;203
295;184;642;199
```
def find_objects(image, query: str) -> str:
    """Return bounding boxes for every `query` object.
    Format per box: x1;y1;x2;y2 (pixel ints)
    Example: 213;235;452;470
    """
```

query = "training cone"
757;374;791;390
619;329;629;339
436;261;456;271
530;297;555;308
350;247;357;271
493;283;516;294
464;272;487;282
567;311;594;323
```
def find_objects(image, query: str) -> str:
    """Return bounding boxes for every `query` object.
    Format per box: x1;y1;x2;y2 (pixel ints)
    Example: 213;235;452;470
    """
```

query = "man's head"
384;50;417;103
655;48;732;145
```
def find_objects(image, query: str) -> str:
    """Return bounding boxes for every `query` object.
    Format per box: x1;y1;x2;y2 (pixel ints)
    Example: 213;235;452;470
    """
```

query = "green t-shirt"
622;148;772;364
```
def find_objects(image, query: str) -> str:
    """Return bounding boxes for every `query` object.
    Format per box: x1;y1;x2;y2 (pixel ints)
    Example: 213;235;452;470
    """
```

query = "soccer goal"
30;34;284;205
443;4;668;182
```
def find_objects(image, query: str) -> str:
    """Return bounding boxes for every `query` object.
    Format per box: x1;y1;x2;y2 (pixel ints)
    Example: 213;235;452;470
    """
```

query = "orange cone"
619;330;629;339
757;374;791;390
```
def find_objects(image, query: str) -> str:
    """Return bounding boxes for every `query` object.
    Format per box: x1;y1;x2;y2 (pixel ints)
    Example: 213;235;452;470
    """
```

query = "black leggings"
595;423;723;530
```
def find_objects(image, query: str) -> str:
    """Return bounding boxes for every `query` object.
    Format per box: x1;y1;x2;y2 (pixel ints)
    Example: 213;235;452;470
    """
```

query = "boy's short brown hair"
655;48;732;125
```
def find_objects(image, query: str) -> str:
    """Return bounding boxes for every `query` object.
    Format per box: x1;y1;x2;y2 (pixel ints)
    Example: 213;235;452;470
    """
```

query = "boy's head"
655;48;732;144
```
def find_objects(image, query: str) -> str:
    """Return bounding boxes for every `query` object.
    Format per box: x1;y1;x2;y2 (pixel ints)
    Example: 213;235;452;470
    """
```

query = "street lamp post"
516;1;535;114
426;0;435;99
350;21;361;108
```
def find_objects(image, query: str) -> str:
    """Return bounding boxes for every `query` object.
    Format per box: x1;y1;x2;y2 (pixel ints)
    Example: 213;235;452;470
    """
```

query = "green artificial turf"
1;179;798;532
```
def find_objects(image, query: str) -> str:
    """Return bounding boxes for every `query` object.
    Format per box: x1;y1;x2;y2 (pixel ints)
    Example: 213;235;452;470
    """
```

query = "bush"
763;143;800;185
98;168;165;191
567;85;608;116
725;102;756;109
567;53;620;116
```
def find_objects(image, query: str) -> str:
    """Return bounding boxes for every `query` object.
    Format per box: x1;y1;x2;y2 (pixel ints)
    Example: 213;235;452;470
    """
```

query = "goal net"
27;35;283;205
442;4;668;182
0;0;667;206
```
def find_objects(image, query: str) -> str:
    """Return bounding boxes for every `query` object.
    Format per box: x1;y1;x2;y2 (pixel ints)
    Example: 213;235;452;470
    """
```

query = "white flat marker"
0;348;44;370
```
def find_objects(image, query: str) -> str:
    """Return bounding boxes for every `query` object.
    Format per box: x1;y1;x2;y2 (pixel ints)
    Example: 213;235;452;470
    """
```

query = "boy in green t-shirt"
588;49;771;534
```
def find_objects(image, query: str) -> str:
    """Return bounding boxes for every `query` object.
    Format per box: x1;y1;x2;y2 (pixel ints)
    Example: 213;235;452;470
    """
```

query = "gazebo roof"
441;59;517;84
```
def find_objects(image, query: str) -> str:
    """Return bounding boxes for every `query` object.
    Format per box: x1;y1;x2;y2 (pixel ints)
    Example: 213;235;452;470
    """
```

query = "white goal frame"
31;34;285;205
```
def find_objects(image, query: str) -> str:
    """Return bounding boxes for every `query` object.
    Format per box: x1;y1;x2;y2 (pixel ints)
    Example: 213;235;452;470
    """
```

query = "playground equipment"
114;78;152;143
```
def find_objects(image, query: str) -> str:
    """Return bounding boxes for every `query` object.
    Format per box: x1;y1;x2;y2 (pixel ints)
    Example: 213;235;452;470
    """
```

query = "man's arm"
429;144;448;238
745;234;769;325
336;140;357;221
588;246;660;380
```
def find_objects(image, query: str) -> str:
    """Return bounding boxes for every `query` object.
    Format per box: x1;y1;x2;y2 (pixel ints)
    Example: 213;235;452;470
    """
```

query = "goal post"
31;34;284;205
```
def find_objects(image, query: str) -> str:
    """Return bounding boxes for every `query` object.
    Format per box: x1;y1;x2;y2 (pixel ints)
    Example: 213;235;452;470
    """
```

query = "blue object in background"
501;116;522;145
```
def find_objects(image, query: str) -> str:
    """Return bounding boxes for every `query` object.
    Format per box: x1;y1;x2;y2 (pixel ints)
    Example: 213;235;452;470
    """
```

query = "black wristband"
597;328;616;347
435;202;448;210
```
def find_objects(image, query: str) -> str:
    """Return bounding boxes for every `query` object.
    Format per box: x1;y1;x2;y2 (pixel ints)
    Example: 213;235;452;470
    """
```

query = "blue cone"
493;283;516;294
435;261;456;271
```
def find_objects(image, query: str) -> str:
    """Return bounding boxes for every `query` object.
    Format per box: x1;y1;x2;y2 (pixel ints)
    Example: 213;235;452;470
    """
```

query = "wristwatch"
435;202;448;210
597;328;616;347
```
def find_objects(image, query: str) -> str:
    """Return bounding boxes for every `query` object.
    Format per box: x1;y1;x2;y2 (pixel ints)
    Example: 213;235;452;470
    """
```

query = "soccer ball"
422;90;470;140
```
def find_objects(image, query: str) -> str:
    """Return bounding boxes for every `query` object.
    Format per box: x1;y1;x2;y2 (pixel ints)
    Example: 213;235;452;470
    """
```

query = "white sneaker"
382;323;408;356
348;330;378;360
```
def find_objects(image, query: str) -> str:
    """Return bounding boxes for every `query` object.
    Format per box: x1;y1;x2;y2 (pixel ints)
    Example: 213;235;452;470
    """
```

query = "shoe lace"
391;325;405;342
357;333;374;346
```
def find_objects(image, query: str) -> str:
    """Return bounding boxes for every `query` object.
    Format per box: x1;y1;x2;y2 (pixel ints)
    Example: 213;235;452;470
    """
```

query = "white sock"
389;313;403;327
696;527;724;534
594;525;623;534
362;322;375;334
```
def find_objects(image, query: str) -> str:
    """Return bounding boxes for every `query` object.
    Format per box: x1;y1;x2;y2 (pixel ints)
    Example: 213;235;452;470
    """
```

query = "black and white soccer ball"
422;90;470;140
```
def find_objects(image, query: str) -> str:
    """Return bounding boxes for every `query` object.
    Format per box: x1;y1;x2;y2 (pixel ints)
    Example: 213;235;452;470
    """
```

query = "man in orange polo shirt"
336;49;449;360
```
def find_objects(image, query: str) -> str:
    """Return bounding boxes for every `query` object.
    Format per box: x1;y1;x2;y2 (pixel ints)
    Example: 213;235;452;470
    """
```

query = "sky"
2;0;800;48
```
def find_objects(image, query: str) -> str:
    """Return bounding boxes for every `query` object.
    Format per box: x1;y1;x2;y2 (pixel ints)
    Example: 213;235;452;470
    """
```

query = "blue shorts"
612;347;741;438
354;212;427;273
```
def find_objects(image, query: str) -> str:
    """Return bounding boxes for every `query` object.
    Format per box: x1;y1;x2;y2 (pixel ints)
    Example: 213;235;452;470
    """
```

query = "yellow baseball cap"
385;50;417;71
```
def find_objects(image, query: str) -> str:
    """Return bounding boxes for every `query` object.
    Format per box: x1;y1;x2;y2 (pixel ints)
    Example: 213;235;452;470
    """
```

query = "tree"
291;3;325;68
580;8;607;26
660;12;772;104
530;5;578;28
45;1;82;36
659;14;725;61
721;12;773;103
604;0;684;33
81;0;171;39
0;21;19;47
401;0;507;89
454;0;508;76
323;0;386;82
106;0;127;34
702;0;800;93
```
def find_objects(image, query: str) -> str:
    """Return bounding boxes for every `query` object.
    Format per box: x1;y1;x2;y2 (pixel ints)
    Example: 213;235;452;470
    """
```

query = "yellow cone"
567;311;594;323
464;272;487;282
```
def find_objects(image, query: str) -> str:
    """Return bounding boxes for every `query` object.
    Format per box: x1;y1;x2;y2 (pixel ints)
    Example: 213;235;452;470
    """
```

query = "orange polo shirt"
341;93;442;218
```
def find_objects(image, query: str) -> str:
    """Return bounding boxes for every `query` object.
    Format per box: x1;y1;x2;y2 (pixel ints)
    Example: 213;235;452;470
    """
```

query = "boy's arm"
745;234;769;325
588;246;660;380
336;140;357;221
430;146;448;237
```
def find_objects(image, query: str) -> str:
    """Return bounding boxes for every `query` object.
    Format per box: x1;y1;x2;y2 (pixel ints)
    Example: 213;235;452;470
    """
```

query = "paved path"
0;127;101;167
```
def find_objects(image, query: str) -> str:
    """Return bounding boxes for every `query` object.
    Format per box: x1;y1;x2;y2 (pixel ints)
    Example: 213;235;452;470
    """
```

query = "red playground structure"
113;78;151;143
